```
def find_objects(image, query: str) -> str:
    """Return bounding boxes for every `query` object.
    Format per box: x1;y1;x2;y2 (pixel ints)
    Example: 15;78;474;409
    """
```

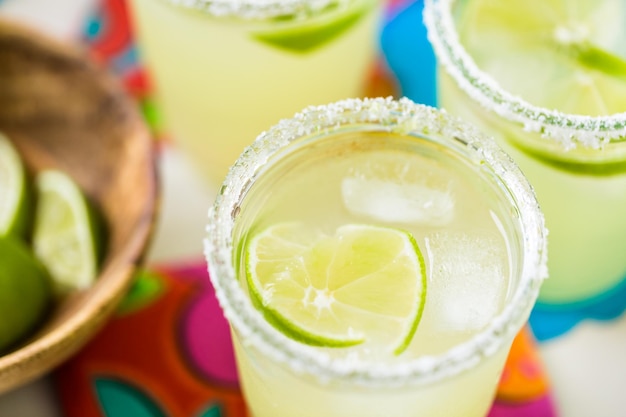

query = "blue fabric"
530;274;626;342
381;0;438;107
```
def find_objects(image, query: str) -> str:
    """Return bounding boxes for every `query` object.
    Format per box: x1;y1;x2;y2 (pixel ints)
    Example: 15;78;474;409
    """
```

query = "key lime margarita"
205;98;547;417
129;0;381;184
425;0;626;305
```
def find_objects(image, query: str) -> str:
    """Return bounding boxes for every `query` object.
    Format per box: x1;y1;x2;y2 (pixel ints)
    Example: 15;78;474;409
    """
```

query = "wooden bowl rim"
0;17;160;392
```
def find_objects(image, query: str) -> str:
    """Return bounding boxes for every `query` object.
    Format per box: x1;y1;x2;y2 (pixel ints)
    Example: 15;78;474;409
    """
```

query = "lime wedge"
459;0;626;116
0;236;51;352
0;133;31;238
252;1;370;53
32;170;103;296
245;223;427;355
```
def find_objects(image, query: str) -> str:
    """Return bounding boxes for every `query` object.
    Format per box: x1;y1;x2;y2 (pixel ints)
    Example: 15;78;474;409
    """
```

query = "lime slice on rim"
245;222;427;355
459;0;626;116
0;133;31;238
0;236;51;353
252;1;371;53
32;170;103;296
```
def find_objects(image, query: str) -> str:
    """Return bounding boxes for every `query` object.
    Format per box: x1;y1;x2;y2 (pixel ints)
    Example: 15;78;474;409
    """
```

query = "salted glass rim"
423;0;626;150
156;0;356;20
204;97;548;387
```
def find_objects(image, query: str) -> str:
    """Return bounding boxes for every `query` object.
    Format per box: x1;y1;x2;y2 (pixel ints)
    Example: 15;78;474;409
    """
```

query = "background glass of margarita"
205;98;547;417
128;0;382;185
425;0;626;306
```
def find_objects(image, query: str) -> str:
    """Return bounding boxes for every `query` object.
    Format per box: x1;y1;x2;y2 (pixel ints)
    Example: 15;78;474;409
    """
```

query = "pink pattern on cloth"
163;263;239;386
489;396;556;417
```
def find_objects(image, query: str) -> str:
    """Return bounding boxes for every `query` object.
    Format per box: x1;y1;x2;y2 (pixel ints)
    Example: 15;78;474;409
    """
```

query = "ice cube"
341;177;454;226
424;231;508;332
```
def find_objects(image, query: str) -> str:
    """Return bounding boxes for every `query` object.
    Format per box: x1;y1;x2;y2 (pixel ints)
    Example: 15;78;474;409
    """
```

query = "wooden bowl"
0;18;159;393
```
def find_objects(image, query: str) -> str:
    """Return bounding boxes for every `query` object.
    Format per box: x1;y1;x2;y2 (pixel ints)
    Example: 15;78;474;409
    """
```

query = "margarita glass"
128;0;381;184
425;0;626;306
205;97;547;417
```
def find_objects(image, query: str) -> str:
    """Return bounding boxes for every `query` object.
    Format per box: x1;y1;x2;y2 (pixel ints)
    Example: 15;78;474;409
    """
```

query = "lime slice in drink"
32;170;103;296
0;236;51;352
252;1;370;53
0;133;31;238
245;223;427;355
459;0;626;116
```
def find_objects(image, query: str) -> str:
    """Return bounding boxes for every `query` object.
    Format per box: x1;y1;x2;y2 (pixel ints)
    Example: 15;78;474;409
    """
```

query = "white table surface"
1;1;625;416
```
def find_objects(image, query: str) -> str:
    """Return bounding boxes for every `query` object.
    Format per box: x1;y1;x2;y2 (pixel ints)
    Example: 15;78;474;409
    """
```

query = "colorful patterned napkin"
54;1;557;416
55;262;556;417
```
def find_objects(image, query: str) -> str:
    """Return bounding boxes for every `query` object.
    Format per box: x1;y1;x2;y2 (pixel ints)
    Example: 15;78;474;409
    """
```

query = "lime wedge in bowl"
0;236;52;353
245;222;427;355
0;133;32;239
459;0;626;116
32;170;105;296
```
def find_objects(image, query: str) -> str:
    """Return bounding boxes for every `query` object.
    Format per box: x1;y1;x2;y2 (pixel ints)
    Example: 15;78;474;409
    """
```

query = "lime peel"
569;42;626;81
0;236;52;353
251;0;371;53
392;231;426;355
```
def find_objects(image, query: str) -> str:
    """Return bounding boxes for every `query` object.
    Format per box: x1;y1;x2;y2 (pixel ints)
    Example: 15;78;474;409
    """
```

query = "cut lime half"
459;0;626;116
245;223;427;355
32;170;103;296
0;132;31;238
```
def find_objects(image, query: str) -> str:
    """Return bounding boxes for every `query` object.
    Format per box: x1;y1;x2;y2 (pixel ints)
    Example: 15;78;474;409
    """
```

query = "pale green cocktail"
425;0;626;305
128;0;381;184
205;98;547;417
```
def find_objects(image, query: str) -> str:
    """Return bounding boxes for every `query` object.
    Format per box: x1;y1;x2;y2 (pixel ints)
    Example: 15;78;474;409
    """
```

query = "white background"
0;1;625;416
